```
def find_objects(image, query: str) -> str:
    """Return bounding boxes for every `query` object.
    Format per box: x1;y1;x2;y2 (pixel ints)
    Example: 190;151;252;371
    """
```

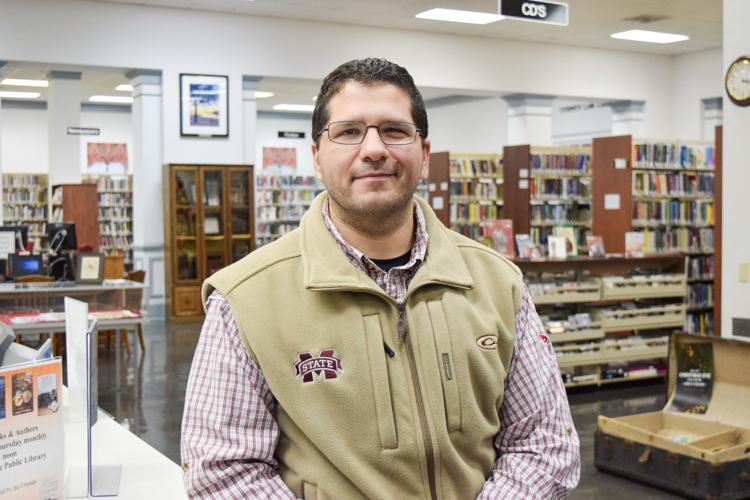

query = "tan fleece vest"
203;193;524;499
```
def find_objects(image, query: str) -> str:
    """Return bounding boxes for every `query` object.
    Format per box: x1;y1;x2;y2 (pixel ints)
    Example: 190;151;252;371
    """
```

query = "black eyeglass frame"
317;120;423;145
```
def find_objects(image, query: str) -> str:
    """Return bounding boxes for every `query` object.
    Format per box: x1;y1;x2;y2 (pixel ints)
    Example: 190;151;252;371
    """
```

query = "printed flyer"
0;358;64;499
668;341;714;414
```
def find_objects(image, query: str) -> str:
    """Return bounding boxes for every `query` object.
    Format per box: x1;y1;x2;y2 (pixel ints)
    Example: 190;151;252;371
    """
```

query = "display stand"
64;297;121;497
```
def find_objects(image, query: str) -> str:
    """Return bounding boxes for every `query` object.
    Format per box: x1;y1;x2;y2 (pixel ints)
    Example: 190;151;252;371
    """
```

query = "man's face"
312;81;430;221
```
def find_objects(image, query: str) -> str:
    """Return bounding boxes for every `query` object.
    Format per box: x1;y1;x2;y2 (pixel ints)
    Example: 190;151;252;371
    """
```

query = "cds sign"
501;0;568;26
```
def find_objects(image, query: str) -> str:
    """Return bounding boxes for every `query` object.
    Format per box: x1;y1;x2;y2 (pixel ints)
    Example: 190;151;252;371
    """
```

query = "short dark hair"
312;58;428;145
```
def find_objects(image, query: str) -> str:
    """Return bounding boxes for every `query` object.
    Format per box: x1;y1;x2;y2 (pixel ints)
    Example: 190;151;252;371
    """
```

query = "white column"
701;97;723;142
610;100;645;137
503;94;554;146
722;0;750;339
0;60;5;221
47;70;82;185
242;76;260;167
128;70;165;318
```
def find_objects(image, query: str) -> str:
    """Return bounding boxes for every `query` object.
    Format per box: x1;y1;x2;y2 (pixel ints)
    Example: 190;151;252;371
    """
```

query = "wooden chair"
103;270;146;355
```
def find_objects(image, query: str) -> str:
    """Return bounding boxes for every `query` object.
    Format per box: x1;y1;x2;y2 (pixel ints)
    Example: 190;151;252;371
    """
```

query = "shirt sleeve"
180;291;296;499
477;288;581;499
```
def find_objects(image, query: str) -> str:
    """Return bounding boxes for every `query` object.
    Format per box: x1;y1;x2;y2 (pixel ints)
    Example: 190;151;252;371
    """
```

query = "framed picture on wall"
180;74;229;137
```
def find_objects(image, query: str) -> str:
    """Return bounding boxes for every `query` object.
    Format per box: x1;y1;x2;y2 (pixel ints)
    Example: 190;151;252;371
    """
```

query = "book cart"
514;254;687;388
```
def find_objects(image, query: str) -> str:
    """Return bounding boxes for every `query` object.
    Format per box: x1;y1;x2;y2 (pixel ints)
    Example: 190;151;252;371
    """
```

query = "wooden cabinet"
164;164;254;319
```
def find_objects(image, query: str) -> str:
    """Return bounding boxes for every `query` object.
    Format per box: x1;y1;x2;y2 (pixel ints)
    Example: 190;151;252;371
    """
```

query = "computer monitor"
9;254;44;278
0;225;29;253
47;222;78;252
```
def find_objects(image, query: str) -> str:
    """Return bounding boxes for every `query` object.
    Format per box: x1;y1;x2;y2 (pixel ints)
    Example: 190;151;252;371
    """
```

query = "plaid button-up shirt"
181;199;580;499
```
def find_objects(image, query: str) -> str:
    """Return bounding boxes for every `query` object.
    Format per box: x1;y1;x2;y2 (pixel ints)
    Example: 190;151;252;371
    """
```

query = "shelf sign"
67;126;100;136
500;0;569;26
278;131;305;139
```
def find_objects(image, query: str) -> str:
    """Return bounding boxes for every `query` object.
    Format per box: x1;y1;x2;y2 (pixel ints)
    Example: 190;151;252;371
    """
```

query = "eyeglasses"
318;120;421;145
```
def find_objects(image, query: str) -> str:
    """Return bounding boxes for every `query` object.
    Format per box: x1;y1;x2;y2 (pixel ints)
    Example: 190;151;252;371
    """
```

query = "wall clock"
725;55;750;106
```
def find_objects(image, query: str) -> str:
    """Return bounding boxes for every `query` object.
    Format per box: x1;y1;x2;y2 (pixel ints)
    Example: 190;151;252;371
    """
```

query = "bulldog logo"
294;349;343;383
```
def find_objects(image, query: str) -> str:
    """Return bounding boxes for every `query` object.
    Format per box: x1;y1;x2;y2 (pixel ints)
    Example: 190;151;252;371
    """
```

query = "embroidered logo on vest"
476;335;498;350
294;349;343;383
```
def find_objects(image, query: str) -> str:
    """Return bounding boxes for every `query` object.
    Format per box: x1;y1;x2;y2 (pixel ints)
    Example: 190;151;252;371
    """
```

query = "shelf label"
431;196;444;210
500;0;569;26
440;181;449;191
614;158;627;169
518;179;529;189
519;168;529;178
604;193;621;210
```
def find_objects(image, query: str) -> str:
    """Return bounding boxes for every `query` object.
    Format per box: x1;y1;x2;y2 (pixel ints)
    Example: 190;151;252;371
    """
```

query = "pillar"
127;69;165;318
701;97;722;142
503;93;554;146
610;100;645;137
47;70;82;185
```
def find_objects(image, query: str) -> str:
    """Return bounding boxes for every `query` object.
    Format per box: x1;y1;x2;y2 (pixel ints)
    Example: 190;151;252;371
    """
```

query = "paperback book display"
0;358;64;499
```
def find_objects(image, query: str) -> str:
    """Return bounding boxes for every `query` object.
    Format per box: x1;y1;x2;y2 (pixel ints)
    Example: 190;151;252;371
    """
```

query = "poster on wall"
87;143;128;174
180;74;229;137
262;147;297;174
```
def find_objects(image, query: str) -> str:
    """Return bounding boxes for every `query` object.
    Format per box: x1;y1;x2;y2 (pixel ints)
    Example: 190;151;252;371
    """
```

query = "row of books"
98;207;131;221
687;283;713;308
1;174;47;188
449;158;502;177
98;193;132;206
635;227;714;254
530;177;590;198
256;222;298;238
451;202;501;224
100;235;133;253
255;175;321;189
531;205;591;225
529;153;590;172
450;180;501;198
631;143;714;170
685;311;713;336
3;206;47;220
203;177;223;207
3;190;46;204
632;171;714;196
632;200;714;225
229;178;250;206
257;205;310;222
257;188;318;206
688;255;714;279
100;221;131;236
88;175;130;192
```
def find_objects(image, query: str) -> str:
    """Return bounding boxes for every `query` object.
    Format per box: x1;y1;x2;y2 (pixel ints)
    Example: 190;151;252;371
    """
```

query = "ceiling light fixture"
89;95;134;104
273;104;315;112
115;84;133;92
254;91;275;98
0;78;49;88
415;8;503;25
610;29;689;44
0;90;41;99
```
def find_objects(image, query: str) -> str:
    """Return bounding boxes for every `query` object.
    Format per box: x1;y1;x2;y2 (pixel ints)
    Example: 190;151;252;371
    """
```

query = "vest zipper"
398;302;438;500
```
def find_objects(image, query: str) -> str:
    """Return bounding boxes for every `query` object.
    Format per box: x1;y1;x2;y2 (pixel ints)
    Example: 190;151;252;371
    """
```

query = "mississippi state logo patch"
294;349;343;383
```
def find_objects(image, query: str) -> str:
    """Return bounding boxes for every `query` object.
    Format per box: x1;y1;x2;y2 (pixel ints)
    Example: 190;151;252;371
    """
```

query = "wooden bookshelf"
426;151;451;226
502;145;531;235
714;125;722;337
50;183;99;251
163;164;254;319
83;174;133;269
591;135;633;254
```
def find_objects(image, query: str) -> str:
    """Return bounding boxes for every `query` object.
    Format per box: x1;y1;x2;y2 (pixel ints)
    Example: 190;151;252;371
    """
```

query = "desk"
65;409;186;499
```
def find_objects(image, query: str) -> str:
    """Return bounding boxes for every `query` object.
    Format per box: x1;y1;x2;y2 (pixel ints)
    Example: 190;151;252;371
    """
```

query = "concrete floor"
98;319;684;499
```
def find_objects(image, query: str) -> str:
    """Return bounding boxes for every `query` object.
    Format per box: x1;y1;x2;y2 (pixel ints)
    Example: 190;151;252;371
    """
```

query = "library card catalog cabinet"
164;164;254;319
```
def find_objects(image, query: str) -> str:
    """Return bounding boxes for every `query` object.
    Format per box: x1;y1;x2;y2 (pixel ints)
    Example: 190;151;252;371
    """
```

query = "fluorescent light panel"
89;95;134;104
415;8;503;25
254;91;275;98
0;90;41;99
115;84;133;92
1;78;49;88
610;29;689;44
273;104;315;112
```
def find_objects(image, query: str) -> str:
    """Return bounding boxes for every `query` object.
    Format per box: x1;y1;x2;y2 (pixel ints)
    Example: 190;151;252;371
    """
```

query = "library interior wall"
722;0;750;339
426;97;508;153
671;48;723;141
0;105;132;174
255;114;314;176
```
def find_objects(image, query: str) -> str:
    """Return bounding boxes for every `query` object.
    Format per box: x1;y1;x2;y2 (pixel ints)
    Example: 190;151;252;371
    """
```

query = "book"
547;235;567;259
515;234;542;259
486;219;514;257
625;231;645;258
553;226;578;256
586;235;606;257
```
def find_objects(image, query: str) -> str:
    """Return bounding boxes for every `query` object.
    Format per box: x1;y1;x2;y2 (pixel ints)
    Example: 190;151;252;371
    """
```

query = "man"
181;58;580;499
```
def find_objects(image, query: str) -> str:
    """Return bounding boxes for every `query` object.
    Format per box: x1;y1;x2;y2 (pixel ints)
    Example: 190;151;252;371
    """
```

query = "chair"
103;270;146;355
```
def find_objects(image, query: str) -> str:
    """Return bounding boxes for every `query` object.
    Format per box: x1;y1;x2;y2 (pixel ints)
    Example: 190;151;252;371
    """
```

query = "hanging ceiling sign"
500;0;569;26
66;126;100;136
278;131;306;139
